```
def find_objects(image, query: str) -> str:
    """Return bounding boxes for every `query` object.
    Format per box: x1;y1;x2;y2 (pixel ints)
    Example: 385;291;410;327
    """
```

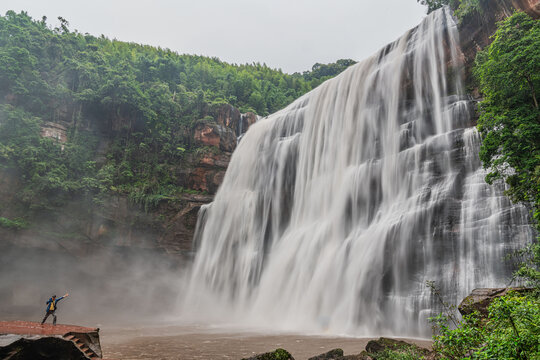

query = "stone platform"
0;320;103;359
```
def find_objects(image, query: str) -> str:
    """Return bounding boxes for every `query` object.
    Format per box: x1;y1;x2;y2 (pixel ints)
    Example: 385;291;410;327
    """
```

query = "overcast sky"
0;0;427;73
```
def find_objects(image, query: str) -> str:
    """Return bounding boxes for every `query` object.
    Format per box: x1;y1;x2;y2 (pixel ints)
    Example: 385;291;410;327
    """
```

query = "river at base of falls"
101;325;433;360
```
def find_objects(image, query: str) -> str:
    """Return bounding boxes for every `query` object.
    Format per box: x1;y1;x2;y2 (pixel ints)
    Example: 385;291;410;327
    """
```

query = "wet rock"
308;349;372;360
346;352;373;360
242;348;295;360
364;337;434;360
308;348;344;359
458;287;530;317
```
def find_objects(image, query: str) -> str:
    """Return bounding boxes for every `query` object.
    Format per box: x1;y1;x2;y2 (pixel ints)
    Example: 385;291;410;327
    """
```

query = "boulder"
458;287;529;317
242;348;295;360
308;348;344;360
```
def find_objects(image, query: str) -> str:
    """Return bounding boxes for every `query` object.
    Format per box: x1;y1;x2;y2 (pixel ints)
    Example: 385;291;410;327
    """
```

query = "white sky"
0;0;427;73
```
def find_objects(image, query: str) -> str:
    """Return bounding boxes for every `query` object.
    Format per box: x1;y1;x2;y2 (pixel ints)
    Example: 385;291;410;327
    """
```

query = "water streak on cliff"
181;8;532;336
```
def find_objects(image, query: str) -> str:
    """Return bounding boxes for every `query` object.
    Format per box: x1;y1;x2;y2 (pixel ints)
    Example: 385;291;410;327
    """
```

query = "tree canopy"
0;11;355;213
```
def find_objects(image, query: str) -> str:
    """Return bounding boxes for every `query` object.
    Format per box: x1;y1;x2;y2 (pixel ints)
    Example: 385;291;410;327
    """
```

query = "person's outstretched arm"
57;293;69;301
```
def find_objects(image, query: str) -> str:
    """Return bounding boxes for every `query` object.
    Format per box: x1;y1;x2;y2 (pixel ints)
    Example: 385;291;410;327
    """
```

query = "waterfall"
181;7;533;337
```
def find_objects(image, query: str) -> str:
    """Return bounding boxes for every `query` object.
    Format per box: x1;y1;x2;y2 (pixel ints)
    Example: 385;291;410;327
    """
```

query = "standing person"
40;293;69;325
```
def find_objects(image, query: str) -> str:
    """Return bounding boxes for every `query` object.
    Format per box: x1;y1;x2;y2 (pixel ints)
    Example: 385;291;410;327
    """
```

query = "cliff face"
0;103;257;261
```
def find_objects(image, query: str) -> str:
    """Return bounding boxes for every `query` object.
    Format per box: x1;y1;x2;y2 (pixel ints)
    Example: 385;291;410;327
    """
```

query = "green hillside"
0;10;355;214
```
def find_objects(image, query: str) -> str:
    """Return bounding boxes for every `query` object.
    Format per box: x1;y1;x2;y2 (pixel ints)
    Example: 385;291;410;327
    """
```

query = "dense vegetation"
475;12;540;228
0;11;355;216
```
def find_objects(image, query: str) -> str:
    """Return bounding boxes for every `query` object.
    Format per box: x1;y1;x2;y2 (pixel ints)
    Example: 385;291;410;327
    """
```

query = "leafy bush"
431;293;540;360
0;217;28;229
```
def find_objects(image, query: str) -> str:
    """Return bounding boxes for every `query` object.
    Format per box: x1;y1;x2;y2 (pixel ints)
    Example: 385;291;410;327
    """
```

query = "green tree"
475;12;540;221
0;11;351;212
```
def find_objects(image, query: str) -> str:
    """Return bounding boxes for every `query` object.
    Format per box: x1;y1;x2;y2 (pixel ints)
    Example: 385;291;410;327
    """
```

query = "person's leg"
41;311;50;324
52;312;57;325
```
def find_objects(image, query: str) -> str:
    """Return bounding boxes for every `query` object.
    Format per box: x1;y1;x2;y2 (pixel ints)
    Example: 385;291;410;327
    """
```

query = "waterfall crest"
181;7;532;336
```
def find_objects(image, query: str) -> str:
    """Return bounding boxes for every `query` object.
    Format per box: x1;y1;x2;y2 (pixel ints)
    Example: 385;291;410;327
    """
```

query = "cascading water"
181;7;533;336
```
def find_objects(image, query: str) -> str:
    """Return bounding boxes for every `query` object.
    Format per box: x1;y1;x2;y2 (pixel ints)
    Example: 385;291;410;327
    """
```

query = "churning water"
181;7;533;336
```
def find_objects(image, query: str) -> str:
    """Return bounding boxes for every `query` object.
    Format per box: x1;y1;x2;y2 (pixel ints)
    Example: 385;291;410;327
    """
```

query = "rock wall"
0;102;258;260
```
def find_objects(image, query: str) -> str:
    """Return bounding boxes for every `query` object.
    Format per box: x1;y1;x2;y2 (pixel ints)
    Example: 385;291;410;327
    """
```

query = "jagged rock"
193;121;237;152
187;152;231;195
308;348;344;359
458;287;529;317
240;112;258;135
210;104;258;137
242;348;295;360
212;103;242;129
158;193;213;255
0;337;87;360
0;321;102;360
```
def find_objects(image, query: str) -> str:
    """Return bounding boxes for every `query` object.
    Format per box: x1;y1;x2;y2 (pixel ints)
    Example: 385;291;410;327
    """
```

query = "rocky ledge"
0;321;103;359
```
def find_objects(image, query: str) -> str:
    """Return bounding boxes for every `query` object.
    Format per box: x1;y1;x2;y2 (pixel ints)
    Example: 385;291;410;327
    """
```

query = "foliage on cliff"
475;12;540;220
0;11;354;213
475;11;540;288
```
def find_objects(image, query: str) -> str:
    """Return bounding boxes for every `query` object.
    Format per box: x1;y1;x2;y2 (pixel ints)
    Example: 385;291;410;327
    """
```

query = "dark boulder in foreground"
308;348;344;359
308;348;371;359
0;337;87;360
242;348;295;360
